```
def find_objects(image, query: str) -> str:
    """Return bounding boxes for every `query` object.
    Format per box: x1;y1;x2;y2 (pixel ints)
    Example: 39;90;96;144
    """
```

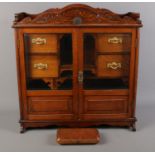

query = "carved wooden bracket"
13;4;142;27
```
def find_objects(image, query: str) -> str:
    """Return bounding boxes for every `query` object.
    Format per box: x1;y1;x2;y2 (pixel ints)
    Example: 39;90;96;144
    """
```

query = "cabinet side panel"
132;29;140;117
128;29;137;118
14;29;23;120
18;29;29;120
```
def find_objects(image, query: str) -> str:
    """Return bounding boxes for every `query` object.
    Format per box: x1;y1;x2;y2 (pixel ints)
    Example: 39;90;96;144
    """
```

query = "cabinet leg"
130;123;136;132
20;126;26;134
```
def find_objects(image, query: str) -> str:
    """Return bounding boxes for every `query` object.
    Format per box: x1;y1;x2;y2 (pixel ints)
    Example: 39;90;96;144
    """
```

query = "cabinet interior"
24;33;131;90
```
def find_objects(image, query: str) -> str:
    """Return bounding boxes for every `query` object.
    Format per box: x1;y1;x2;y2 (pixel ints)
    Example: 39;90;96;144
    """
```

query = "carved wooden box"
13;4;142;133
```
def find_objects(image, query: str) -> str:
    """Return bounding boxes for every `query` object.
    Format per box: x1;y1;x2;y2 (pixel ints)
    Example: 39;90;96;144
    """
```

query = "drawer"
28;55;59;78
97;55;129;77
28;97;73;114
28;34;58;53
96;34;131;53
84;96;128;114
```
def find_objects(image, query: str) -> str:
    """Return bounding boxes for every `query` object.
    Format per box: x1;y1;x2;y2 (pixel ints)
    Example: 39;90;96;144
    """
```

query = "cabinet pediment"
13;4;142;27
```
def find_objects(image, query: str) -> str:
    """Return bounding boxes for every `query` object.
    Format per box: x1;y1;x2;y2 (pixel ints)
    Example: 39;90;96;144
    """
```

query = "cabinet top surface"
13;4;142;28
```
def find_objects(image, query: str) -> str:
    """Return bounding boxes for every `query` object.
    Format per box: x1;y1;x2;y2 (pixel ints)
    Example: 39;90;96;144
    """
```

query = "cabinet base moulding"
19;118;137;133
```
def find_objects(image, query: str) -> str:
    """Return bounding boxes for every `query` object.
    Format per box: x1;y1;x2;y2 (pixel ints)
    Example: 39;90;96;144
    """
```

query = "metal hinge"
78;71;83;83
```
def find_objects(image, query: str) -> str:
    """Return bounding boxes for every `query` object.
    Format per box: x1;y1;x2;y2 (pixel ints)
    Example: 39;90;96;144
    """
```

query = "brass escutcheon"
32;37;46;45
108;37;123;44
33;63;48;70
107;62;122;70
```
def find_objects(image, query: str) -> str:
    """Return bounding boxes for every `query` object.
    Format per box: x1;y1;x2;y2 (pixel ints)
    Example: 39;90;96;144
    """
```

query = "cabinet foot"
20;126;26;133
130;123;136;132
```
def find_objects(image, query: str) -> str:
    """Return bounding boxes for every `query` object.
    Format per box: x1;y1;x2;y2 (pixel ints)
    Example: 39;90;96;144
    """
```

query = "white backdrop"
0;2;155;151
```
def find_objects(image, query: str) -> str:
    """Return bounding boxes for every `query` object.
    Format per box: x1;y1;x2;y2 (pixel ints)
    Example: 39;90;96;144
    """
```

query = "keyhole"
73;17;82;25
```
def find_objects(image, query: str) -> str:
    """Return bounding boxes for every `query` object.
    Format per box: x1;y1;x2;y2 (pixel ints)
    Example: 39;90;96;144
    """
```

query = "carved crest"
13;4;142;27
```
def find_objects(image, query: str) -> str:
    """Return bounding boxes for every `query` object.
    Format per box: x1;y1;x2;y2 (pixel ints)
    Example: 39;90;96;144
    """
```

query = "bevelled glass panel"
83;33;131;90
24;33;73;90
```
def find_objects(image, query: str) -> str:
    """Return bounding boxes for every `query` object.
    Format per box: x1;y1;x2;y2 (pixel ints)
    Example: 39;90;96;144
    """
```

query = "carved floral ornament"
13;4;142;27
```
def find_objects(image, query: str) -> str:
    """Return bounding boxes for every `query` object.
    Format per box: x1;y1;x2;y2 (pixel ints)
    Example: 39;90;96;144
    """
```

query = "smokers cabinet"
13;4;142;133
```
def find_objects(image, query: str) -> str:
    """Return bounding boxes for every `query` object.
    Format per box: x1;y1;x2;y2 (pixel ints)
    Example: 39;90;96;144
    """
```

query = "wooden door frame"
77;27;137;120
17;28;79;121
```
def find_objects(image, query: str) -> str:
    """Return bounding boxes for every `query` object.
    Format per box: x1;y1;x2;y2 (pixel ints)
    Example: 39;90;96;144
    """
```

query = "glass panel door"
83;33;132;90
24;33;73;91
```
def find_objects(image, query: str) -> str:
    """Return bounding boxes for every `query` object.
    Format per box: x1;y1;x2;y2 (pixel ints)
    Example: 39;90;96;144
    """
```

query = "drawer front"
29;55;59;78
29;34;58;53
97;55;129;77
28;97;73;114
84;96;128;114
96;34;131;53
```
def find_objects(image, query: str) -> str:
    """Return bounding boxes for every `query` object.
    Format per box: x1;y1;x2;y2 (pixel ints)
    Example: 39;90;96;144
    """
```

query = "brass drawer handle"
32;38;47;45
108;37;122;44
107;62;122;70
33;63;48;70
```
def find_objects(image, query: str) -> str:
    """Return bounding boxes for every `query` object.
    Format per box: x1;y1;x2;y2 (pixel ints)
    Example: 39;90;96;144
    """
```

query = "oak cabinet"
13;4;142;133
